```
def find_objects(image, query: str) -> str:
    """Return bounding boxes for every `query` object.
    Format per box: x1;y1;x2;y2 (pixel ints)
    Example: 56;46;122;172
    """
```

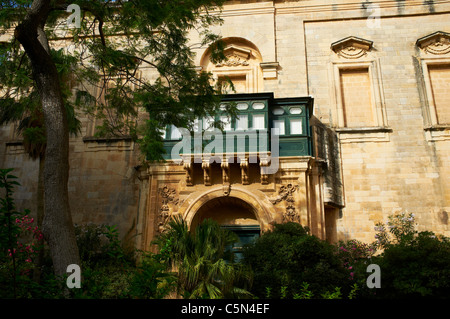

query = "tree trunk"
33;153;45;283
15;0;80;280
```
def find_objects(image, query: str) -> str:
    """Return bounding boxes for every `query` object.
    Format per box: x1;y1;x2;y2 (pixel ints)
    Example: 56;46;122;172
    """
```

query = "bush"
0;168;54;298
335;239;378;299
242;222;350;299
70;223;136;298
378;232;450;298
372;212;450;298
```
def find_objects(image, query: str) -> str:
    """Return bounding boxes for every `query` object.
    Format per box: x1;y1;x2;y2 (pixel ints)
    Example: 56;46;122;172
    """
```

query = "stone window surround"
329;59;391;143
328;36;391;143
416;31;450;142
419;57;450;142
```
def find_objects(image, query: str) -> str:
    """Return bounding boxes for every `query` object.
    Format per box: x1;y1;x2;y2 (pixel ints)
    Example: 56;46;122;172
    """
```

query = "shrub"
0;168;52;298
335;239;378;299
127;251;177;299
242;222;350;299
71;223;136;298
372;213;450;298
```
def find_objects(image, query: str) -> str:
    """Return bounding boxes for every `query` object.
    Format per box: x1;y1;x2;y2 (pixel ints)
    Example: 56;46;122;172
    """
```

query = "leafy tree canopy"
0;0;231;161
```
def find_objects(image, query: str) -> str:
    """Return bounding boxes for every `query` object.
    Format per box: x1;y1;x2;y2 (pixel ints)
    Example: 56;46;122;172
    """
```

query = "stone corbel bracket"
240;158;249;185
259;155;270;185
260;62;280;79
202;159;212;186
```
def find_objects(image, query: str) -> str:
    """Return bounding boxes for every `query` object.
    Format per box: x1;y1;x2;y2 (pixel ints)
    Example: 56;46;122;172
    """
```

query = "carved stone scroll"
221;159;229;184
240;158;249;185
270;184;300;223
260;156;270;185
184;161;193;186
202;160;211;186
158;185;179;233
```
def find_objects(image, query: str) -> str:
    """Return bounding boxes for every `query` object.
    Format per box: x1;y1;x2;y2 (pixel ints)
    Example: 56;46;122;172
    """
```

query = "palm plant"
154;216;253;299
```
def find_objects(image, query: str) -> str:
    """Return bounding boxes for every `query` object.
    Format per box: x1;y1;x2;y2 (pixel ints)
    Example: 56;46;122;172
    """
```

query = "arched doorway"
178;186;276;259
191;196;259;228
192;196;260;261
179;186;275;232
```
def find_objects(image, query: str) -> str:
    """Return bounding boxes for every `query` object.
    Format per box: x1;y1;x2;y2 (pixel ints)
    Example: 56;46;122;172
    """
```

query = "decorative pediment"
216;45;252;67
331;36;373;59
416;31;450;55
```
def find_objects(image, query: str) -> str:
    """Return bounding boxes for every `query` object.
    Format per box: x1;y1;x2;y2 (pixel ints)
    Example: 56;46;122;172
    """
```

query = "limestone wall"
1;0;449;247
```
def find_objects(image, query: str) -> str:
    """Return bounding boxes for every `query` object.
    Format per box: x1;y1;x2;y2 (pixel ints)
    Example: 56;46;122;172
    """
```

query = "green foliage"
0;168;25;298
372;213;450;298
154;217;253;299
1;0;231;162
334;239;377;299
71;223;176;299
374;212;417;249
321;287;342;299
127;252;177;299
0;168;52;298
242;222;350;299
0;45;81;160
74;223;134;267
293;282;314;300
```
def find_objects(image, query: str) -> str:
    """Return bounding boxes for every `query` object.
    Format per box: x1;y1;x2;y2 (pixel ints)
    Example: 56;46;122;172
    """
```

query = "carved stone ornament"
202;160;211;186
331;36;373;59
270;184;300;223
216;54;250;67
417;31;450;55
260;157;270;185
158;186;179;233
215;45;252;67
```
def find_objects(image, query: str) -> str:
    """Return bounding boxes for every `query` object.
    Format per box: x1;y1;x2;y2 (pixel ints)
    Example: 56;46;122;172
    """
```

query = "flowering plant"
12;215;44;275
336;239;376;280
374;212;417;249
0;168;44;298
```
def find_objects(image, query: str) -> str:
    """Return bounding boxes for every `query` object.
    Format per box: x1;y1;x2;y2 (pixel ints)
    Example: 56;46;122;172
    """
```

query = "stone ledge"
424;125;450;141
335;126;392;143
82;135;135;151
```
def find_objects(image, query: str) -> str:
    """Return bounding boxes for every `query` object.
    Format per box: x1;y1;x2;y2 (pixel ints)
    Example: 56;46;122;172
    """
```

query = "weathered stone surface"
1;1;449;249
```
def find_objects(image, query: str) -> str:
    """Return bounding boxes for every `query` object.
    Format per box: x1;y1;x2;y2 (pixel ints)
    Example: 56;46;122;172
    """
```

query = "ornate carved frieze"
216;54;250;67
416;31;450;55
215;45;252;67
157;185;179;233
331;36;373;59
270;184;300;223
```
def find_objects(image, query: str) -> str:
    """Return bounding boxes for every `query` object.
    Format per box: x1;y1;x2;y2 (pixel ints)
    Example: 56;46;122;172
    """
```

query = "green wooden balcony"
162;93;314;160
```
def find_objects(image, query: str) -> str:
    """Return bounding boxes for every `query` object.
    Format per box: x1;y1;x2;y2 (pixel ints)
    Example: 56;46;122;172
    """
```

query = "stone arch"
199;37;264;93
178;185;276;232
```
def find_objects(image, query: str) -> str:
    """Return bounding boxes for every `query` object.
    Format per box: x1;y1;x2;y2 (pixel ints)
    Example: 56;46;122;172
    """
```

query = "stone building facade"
1;0;450;250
